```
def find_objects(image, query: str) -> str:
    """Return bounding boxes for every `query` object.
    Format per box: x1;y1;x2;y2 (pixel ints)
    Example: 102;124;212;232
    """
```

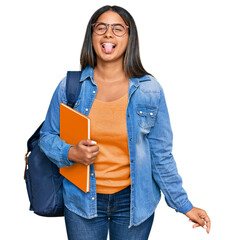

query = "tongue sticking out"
102;44;115;54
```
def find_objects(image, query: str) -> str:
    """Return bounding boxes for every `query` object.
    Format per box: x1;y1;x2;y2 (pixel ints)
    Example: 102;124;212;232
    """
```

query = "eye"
113;24;125;32
115;28;123;32
97;27;105;30
95;23;107;31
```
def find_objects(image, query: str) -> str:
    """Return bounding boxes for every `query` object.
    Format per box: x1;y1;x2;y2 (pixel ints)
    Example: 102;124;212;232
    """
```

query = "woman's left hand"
184;207;211;234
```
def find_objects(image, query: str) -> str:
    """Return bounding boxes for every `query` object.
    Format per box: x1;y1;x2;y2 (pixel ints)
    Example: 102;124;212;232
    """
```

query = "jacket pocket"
136;105;158;129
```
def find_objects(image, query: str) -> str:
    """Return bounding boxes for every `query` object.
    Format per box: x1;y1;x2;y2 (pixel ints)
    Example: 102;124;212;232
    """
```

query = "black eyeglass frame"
91;22;129;37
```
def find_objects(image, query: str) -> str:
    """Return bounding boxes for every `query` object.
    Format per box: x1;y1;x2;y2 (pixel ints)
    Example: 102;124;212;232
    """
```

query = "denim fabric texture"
64;185;155;240
39;65;193;228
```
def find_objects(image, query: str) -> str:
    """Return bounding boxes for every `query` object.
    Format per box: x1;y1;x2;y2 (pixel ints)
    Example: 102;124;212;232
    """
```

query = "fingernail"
203;225;207;229
91;140;97;144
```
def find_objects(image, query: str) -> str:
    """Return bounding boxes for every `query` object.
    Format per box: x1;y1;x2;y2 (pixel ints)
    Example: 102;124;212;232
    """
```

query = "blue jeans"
64;185;155;240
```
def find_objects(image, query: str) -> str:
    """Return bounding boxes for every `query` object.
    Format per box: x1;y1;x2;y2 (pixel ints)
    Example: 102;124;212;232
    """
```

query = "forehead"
96;11;125;24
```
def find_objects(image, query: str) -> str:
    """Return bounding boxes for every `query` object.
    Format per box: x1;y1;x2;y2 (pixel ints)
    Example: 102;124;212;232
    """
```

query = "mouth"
101;42;116;54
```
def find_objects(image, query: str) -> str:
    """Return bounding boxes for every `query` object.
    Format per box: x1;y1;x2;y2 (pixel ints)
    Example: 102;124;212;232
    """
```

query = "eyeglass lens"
93;23;126;36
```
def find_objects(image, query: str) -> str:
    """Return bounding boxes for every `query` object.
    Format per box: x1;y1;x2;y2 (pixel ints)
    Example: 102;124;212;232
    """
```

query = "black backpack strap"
27;121;45;152
66;71;82;108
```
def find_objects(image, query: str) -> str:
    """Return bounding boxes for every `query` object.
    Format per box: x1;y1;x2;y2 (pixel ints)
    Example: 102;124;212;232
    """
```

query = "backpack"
24;71;82;217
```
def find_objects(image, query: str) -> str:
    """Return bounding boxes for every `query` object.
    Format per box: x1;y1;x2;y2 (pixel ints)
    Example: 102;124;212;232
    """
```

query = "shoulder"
52;76;67;102
138;75;163;94
58;76;67;90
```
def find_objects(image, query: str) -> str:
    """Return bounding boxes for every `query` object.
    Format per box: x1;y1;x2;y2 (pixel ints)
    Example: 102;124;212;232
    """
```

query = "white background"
1;0;233;239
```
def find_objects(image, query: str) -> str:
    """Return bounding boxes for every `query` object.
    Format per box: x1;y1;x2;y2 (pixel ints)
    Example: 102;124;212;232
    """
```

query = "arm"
148;85;211;233
38;77;74;168
148;84;193;213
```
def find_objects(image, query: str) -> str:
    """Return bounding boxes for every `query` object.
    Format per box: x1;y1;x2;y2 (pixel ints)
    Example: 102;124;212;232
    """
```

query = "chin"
97;53;117;62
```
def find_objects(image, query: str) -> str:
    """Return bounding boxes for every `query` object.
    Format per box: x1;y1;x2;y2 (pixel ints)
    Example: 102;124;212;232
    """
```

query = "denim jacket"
39;65;193;228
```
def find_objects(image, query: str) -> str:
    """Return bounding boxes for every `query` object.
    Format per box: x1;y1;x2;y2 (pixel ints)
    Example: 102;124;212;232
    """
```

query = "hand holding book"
68;139;99;166
60;103;95;193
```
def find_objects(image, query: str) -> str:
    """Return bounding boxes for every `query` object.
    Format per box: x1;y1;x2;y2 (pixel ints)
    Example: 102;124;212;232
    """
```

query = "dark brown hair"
80;5;152;78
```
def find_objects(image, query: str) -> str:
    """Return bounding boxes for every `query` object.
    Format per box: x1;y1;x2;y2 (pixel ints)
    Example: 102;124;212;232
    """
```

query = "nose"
104;24;113;38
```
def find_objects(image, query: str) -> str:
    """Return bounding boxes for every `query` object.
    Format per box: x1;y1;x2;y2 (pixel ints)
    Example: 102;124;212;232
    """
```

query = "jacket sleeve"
147;84;193;214
38;77;74;168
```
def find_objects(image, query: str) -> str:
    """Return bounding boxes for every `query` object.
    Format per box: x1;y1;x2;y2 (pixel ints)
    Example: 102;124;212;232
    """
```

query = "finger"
189;218;207;231
194;217;206;228
87;146;99;153
192;223;200;228
86;144;98;150
82;139;97;146
199;213;211;233
206;219;211;234
91;150;99;157
189;219;201;229
203;215;211;234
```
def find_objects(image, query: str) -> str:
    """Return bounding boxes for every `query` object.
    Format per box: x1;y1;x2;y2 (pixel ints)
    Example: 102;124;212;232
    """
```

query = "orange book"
59;103;90;193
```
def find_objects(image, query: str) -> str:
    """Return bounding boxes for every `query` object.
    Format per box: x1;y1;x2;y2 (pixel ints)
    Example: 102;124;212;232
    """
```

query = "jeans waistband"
97;185;131;197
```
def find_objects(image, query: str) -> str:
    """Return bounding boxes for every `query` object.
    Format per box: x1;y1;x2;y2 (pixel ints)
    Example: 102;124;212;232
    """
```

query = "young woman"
39;5;211;240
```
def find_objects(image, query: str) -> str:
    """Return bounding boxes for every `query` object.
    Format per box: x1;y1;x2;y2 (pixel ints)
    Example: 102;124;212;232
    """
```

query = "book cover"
60;103;90;193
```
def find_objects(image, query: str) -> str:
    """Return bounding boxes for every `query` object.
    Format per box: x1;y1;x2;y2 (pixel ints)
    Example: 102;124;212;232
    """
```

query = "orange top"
88;93;131;194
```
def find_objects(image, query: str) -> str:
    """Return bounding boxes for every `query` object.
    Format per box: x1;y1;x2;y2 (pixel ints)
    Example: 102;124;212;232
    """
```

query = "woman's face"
92;11;129;64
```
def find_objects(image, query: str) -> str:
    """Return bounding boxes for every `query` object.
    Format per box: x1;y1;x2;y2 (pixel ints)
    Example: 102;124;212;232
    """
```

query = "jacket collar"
80;65;151;86
80;65;93;82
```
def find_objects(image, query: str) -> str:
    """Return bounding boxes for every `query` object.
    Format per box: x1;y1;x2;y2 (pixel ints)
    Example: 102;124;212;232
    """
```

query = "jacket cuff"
175;200;193;214
62;144;74;166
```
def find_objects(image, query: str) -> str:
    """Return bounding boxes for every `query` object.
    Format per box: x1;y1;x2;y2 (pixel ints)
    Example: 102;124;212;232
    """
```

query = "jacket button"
85;108;88;111
130;138;132;141
132;207;134;210
91;173;94;176
91;197;95;200
131;160;133;163
93;91;96;93
127;114;130;117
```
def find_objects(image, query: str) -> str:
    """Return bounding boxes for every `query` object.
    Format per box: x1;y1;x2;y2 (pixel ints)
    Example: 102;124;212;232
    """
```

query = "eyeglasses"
91;22;129;37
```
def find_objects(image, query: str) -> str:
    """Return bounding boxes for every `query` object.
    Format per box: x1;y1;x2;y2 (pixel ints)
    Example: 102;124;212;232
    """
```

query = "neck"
94;59;128;82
